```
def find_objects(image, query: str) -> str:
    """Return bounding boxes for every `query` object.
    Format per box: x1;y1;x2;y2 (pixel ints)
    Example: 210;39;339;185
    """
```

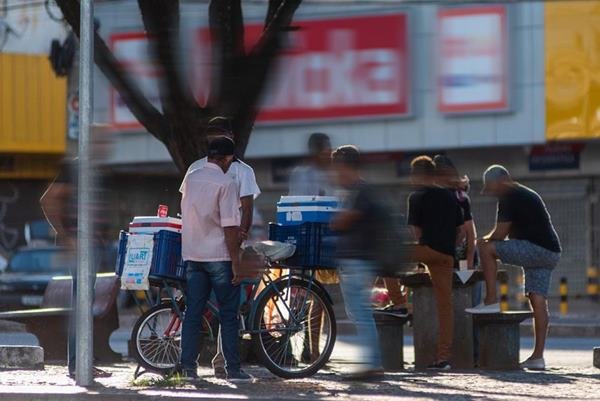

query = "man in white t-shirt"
179;117;260;378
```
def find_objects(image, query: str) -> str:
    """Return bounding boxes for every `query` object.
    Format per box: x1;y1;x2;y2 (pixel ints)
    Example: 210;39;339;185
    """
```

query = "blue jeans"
337;259;382;369
180;261;241;373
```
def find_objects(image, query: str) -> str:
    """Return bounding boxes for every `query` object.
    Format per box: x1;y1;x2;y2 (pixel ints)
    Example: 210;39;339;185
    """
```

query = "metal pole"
76;0;94;387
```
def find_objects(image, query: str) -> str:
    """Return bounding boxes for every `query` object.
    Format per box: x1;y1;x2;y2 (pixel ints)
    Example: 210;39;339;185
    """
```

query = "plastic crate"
317;225;338;269
268;222;320;267
150;230;185;282
115;230;186;283
115;230;128;276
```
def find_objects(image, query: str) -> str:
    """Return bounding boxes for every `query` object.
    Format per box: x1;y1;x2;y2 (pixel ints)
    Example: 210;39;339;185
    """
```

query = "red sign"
110;13;410;129
437;6;509;113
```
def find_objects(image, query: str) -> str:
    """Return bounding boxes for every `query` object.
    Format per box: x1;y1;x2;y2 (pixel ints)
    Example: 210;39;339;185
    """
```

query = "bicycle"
130;240;337;379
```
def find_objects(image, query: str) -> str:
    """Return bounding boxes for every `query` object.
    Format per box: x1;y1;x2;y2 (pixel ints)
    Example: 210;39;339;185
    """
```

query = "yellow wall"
0;54;67;153
546;1;600;140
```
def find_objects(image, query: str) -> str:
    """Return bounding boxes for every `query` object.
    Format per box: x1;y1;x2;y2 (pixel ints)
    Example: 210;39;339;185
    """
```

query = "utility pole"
76;0;94;387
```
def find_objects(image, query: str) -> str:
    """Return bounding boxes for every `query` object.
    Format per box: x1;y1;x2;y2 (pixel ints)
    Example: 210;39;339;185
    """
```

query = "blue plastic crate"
115;230;128;276
268;222;320;267
317;225;338;269
115;230;185;282
150;230;185;282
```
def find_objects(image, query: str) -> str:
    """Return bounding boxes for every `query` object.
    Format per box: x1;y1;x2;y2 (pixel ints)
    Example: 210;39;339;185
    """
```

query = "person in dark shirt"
331;145;383;380
407;156;464;370
466;165;561;371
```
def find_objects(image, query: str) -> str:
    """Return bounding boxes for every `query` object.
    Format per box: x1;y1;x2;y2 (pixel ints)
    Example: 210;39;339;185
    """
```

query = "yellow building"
546;1;600;140
0;53;67;179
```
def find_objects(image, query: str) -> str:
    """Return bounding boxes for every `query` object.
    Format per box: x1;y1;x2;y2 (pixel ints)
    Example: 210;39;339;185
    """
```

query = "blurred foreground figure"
467;165;561;371
40;154;111;378
407;156;463;370
288;133;334;196
331;145;383;380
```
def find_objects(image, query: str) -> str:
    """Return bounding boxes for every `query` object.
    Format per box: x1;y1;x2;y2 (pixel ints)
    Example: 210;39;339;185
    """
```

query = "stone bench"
398;270;507;369
471;311;533;370
373;310;410;371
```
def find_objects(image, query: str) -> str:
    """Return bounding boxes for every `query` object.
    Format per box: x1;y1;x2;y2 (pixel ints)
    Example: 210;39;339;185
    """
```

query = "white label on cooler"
121;234;154;290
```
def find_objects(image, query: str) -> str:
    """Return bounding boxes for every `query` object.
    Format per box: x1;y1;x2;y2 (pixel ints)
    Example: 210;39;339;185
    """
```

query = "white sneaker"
520;357;545;370
465;302;501;314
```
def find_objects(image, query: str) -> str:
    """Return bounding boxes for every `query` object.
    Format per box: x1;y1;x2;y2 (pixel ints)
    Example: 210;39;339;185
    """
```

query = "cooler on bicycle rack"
115;215;186;286
269;195;340;269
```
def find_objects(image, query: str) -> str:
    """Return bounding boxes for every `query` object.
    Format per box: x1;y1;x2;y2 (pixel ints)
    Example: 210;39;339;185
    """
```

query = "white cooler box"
129;216;182;234
276;196;339;226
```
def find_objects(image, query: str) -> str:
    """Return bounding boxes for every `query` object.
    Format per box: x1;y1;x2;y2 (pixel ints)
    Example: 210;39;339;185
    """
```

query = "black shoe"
226;369;255;383
68;367;112;379
427;361;451;371
172;365;200;381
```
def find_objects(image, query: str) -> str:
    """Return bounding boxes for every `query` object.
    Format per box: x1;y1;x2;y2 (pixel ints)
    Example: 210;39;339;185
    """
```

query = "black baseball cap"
207;136;235;157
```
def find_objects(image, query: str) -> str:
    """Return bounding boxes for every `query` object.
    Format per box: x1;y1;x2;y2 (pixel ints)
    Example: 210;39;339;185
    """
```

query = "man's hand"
231;261;241;285
239;229;249;244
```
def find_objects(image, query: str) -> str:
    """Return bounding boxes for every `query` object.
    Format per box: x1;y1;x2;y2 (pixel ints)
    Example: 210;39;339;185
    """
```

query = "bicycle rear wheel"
251;277;336;379
130;300;218;374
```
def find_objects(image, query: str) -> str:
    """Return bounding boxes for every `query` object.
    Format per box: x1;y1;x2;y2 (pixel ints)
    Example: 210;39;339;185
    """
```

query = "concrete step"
0;345;43;370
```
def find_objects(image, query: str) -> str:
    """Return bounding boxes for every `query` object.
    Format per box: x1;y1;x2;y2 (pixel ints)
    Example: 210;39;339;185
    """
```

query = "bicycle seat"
248;241;296;261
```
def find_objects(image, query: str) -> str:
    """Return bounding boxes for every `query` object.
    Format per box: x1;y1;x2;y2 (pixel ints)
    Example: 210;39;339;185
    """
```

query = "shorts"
494;239;561;297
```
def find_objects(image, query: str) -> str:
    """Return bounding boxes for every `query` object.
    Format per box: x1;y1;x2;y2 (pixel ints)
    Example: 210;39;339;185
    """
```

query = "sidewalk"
0;336;598;401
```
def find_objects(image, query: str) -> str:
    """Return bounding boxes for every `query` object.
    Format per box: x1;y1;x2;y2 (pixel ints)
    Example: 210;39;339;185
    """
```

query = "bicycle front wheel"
251;277;336;379
130;300;218;375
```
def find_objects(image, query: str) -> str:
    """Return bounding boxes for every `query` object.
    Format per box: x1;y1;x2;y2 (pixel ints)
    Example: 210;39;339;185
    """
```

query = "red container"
157;204;168;218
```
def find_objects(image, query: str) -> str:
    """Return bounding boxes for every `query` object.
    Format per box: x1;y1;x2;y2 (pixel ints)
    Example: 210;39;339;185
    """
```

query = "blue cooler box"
116;230;186;283
277;196;339;226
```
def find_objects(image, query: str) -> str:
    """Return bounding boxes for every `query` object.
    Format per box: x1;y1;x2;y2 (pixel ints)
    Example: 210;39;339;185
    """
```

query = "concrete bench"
373;310;410;371
0;273;121;362
471;311;533;370
399;270;507;369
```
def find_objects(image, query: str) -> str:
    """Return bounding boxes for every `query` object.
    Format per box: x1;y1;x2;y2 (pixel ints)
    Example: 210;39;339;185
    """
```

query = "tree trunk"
55;0;302;174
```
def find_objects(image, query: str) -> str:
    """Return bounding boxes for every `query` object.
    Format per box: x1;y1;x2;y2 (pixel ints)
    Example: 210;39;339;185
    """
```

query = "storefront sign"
437;5;509;114
110;12;410;128
528;143;584;171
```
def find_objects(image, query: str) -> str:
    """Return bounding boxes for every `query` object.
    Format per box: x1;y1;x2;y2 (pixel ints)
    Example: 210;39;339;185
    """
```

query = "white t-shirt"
180;157;261;199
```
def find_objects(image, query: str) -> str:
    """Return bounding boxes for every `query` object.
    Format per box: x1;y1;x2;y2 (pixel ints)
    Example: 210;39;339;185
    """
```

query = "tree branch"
207;0;245;113
232;0;303;155
55;0;168;141
137;0;202;118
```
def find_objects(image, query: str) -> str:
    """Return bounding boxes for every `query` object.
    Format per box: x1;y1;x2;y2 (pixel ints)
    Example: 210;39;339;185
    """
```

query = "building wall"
94;1;546;165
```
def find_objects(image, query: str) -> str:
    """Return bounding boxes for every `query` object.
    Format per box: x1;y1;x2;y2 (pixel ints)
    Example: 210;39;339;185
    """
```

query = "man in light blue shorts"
466;165;561;371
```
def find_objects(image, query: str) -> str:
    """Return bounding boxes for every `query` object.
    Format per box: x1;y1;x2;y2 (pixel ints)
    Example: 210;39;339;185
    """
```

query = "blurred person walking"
407;156;464;370
330;145;384;380
179;117;260;379
466;165;561;370
288;133;335;196
178;137;252;382
40;139;113;378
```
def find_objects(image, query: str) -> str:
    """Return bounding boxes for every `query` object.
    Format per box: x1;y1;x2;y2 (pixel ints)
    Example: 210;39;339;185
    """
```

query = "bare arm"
224;226;241;284
40;182;72;247
240;195;254;242
483;222;511;242
464;219;477;269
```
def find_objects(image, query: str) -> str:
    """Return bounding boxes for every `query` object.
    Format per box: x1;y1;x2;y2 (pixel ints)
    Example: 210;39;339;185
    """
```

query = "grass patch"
132;373;186;388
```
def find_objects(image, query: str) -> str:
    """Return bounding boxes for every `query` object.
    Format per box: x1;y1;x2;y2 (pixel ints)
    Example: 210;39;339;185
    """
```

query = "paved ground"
0;335;598;401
